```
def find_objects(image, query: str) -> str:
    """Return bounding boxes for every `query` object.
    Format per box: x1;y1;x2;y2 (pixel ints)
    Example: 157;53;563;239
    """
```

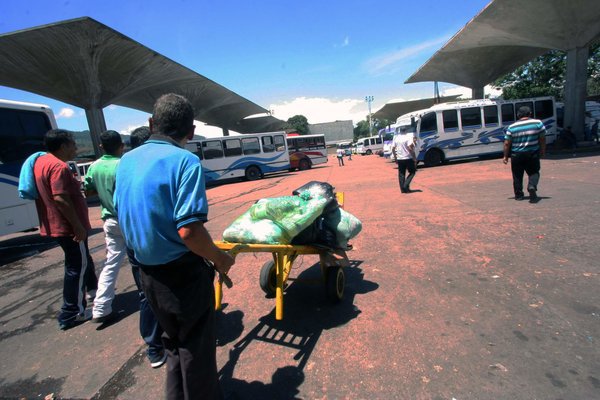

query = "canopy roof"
373;95;461;122
405;0;600;88
0;17;285;133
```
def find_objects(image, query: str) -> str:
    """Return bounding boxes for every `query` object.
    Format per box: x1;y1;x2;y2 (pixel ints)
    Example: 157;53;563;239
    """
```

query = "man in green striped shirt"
503;106;546;203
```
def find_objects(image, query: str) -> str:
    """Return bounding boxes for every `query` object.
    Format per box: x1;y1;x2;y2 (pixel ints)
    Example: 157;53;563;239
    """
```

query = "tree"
494;44;600;100
285;115;309;135
353;120;370;141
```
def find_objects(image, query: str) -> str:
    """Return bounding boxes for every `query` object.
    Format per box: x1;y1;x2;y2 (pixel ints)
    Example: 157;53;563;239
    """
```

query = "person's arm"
539;133;546;157
503;139;511;164
53;194;87;241
178;221;234;275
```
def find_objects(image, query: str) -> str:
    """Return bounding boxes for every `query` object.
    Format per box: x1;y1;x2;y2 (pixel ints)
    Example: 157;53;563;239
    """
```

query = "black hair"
44;129;74;153
130;126;151;149
152;93;194;140
517;106;532;119
100;130;123;155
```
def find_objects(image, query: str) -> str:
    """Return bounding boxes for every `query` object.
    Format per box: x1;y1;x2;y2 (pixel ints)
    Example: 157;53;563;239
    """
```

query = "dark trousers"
397;158;416;192
139;253;222;400
128;248;164;358
510;151;540;196
55;237;98;323
337;156;344;166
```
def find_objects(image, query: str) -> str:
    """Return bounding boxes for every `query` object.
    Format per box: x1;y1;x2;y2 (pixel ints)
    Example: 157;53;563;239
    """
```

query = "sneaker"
91;312;116;324
149;351;167;369
59;310;92;330
515;193;525;201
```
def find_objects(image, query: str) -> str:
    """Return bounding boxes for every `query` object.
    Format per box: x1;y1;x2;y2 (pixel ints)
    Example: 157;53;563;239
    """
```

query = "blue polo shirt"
114;135;208;265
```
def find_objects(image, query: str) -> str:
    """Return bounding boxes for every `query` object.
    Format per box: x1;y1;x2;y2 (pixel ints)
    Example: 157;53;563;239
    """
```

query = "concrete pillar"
563;46;588;141
85;107;107;158
471;87;484;99
222;127;229;136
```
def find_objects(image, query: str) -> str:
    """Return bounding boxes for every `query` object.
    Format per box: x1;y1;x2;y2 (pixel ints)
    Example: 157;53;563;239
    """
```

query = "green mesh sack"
322;208;362;248
223;192;329;244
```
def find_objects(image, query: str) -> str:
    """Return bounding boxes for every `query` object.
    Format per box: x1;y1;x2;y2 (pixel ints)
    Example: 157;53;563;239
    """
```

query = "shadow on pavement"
218;260;378;399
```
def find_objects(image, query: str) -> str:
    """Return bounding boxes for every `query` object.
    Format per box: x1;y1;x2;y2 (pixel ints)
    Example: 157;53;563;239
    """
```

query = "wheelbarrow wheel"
259;260;276;297
325;266;345;303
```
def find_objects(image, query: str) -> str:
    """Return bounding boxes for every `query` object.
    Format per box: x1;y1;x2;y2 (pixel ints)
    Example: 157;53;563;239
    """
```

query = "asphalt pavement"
1;150;599;400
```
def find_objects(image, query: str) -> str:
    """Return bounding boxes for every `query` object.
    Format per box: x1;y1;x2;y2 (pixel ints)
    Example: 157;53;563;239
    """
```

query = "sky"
0;0;495;136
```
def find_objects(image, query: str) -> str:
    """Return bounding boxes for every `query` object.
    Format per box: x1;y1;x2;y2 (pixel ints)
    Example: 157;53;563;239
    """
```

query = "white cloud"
364;35;451;75
56;107;75;119
342;36;349;47
269;97;368;125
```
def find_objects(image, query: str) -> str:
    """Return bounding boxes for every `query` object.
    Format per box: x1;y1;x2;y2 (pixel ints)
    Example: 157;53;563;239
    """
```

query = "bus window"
484;105;499;126
223;139;242;157
556;106;564;128
535;99;553;120
0;108;48;163
442;110;459;132
375;137;382;145
274;135;286;152
501;104;515;125
420;112;437;134
202;140;224;159
242;137;260;155
515;101;534;115
461;107;482;128
262;136;275;153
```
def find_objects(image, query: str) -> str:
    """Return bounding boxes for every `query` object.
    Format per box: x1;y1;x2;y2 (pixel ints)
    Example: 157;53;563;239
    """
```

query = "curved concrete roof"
0;17;283;133
406;0;600;88
373;95;461;122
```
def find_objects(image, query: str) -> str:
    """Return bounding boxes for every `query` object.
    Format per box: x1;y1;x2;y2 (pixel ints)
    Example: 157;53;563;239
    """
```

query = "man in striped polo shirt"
503;106;546;203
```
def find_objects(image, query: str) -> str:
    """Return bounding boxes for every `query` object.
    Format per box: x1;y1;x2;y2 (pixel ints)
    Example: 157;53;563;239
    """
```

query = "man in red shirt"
34;129;98;330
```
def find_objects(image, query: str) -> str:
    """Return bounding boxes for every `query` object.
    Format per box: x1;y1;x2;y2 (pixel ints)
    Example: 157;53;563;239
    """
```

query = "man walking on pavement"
503;105;546;203
33;129;98;330
115;94;235;399
391;126;417;193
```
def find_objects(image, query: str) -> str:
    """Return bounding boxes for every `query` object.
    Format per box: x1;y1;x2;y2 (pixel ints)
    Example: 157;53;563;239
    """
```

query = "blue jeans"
55;237;98;324
128;248;164;358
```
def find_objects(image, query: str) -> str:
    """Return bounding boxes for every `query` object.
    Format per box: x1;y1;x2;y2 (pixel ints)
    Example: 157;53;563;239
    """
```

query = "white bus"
0;99;57;236
395;96;557;167
185;131;290;183
356;134;384;155
287;133;328;170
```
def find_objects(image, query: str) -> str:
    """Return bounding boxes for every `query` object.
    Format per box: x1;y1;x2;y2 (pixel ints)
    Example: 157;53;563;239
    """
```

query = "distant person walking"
126;125;167;369
115;94;235;399
336;148;345;166
503;106;546;203
33;129;98;330
84;130;126;325
391;127;417;193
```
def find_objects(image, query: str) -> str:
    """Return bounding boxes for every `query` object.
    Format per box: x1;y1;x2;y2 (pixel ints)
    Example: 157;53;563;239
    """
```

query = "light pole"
365;95;374;136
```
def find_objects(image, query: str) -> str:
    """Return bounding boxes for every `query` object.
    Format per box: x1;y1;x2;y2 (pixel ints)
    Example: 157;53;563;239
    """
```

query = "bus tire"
424;149;443;167
298;158;311;170
245;165;262;181
366;149;372;155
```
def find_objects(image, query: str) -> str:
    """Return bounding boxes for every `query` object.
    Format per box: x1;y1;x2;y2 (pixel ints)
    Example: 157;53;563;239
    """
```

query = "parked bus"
356;134;384;155
379;126;397;159
395;96;557;167
286;133;328;170
185;131;290;183
0;99;57;236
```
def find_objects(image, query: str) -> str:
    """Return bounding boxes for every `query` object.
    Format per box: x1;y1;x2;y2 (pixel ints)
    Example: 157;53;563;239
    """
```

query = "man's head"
100;130;124;156
149;94;195;140
517;106;532;119
130;126;151;149
45;129;77;161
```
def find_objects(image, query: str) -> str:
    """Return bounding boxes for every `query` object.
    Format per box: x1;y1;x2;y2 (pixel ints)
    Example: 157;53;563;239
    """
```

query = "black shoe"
149;351;167;368
515;193;525;201
528;188;538;203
